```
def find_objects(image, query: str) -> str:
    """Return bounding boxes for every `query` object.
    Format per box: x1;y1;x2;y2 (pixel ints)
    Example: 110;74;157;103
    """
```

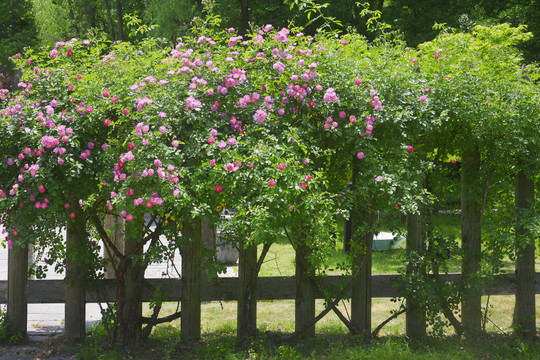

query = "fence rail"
1;272;538;304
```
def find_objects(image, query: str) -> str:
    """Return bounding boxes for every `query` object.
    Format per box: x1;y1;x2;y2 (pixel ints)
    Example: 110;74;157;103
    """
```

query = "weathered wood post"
460;145;482;333
65;217;87;342
350;220;374;336
513;169;536;338
7;243;28;336
121;228;143;344
405;212;426;338
295;243;315;338
350;157;375;336
237;241;257;340
181;218;202;343
103;214;125;279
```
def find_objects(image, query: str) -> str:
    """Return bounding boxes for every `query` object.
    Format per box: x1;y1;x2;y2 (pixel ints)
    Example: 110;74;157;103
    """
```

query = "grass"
64;213;540;359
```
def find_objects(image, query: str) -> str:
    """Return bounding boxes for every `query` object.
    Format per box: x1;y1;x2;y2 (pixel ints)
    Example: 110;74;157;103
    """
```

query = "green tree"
0;0;37;72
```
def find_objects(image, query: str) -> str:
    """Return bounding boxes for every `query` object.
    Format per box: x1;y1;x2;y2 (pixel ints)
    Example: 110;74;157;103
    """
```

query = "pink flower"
58;158;65;165
159;112;166;118
104;118;110;126
357;152;364;159
268;179;276;187
159;126;167;134
407;146;414;152
278;163;286;170
289;205;294;211
215;185;223;193
172;140;180;147
123;109;129;115
434;53;440;59
354;78;362;86
323;88;338;103
69;212;76;219
305;175;312;181
253;109;268;123
299;182;307;189
210;159;216;165
375;175;383;182
126;214;134;222
111;96;118;102
419;95;427;102
67;49;73;56
103;90;110;98
411;58;418;63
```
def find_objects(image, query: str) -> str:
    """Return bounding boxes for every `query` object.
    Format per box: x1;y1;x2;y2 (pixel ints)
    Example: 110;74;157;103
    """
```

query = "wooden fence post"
295;244;315;338
350;156;375;337
237;242;257;340
514;170;536;338
7;243;28;336
461;145;482;333
350;224;374;336
181;218;202;343
103;214;125;279
406;212;426;338
65;217;87;342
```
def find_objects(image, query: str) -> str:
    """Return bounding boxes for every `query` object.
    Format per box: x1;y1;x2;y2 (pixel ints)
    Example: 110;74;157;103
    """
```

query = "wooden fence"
1;272;539;340
2;273;540;303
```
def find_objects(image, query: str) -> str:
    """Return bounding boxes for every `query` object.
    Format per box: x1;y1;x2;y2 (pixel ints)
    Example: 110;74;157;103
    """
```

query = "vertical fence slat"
181;219;202;343
295;244;315;338
121;225;143;343
461;146;482;333
406;212;426;337
237;243;257;339
103;214;125;279
65;218;87;341
514;170;536;338
7;243;28;335
351;229;373;336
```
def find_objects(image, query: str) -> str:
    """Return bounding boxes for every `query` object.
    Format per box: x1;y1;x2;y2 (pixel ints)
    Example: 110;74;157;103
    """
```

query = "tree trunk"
239;0;249;35
460;146;482;334
237;242;257;340
195;0;205;13
66;0;80;37
104;0;116;40
7;243;28;336
513;170;536;338
115;0;124;41
82;1;91;30
406;212;426;338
